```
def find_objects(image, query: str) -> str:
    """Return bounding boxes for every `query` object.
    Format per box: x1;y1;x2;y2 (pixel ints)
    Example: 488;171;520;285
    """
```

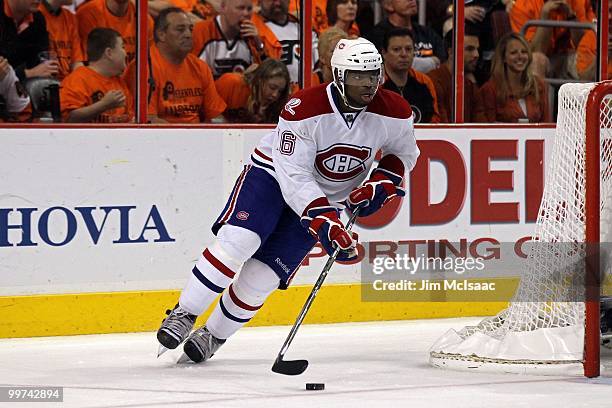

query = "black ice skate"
156;304;196;357
181;326;226;363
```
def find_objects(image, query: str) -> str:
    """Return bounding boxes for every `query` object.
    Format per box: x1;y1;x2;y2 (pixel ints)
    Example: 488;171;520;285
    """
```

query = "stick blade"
271;358;309;376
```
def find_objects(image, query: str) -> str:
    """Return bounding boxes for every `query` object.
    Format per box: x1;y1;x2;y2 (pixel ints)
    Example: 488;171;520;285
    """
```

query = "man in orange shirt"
510;0;595;78
135;7;226;123
191;0;280;78
60;27;134;122
39;0;85;80
77;0;153;63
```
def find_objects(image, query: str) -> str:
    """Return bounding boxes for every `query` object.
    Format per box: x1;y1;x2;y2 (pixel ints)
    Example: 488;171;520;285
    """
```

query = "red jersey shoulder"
280;83;332;121
366;88;413;119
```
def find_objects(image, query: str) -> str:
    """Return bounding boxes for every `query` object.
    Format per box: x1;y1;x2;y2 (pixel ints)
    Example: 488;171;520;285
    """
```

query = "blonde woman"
214;59;290;123
480;32;550;123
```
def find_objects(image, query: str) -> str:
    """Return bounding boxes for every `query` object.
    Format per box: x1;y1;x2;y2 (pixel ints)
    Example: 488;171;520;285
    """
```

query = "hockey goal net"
429;81;612;377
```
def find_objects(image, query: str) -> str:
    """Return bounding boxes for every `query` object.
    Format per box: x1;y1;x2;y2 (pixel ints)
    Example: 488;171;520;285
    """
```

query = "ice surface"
1;318;611;408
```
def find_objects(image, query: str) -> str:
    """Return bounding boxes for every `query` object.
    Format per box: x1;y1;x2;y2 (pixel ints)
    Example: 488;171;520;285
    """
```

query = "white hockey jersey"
249;83;420;218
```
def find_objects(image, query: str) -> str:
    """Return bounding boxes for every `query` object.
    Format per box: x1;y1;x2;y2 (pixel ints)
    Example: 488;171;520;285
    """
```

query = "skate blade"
176;352;192;364
157;345;169;358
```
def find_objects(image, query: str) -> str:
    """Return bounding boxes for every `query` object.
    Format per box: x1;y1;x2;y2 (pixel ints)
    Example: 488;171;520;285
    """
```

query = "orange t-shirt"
60;66;134;122
215;72;250;109
76;0;153;63
214;72;253;122
169;0;197;12
479;77;551;123
38;4;85;80
576;30;612;79
128;44;226;123
288;0;328;34
510;0;595;53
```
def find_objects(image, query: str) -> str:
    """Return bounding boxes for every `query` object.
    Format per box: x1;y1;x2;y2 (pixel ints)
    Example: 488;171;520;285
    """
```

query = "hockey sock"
179;225;261;316
206;258;280;339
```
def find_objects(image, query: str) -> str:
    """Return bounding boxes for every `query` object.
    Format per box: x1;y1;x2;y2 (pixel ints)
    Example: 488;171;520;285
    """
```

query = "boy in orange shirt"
60;27;134;122
128;7;226;123
39;0;85;80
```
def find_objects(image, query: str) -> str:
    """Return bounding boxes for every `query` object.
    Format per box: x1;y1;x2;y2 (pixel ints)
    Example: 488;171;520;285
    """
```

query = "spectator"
510;0;595;79
480;32;550;123
314;26;348;84
38;0;85;81
192;0;281;78
427;26;486;123
326;0;359;37
575;1;612;80
253;0;317;86
381;28;440;123
0;57;30;121
147;0;220;23
0;0;58;81
77;0;154;64
214;58;290;122
127;7;226;123
288;0;328;34
365;0;447;73
60;28;134;122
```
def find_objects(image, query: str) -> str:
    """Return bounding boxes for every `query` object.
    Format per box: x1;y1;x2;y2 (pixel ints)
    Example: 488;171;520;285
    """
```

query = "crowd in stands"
0;0;605;123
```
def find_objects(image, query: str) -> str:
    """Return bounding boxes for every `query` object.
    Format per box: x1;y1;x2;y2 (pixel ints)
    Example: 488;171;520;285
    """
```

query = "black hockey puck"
306;383;325;391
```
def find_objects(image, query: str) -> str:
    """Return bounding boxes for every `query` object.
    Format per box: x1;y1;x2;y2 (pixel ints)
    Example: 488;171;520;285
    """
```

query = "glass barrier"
1;0;609;125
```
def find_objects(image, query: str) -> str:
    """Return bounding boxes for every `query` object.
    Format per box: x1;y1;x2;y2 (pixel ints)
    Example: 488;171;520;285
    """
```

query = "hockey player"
157;37;419;363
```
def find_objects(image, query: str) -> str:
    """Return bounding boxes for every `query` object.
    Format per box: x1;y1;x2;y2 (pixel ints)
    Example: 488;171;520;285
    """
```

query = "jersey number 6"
279;131;296;155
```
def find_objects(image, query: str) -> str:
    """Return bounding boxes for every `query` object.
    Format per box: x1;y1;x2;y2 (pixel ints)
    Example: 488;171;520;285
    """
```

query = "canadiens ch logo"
284;98;301;115
236;211;249;220
315;143;371;182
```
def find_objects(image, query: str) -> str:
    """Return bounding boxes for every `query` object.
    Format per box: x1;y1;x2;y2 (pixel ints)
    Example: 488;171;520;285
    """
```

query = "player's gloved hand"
347;170;405;217
301;199;358;261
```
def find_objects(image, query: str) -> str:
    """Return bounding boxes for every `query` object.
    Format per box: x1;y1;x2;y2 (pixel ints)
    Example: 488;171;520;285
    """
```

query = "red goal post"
584;80;612;377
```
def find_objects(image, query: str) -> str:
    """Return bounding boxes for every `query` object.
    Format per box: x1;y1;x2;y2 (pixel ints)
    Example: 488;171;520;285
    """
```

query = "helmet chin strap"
334;81;376;111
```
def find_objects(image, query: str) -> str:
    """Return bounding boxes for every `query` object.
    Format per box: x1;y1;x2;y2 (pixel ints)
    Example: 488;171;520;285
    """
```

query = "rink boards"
0;125;554;337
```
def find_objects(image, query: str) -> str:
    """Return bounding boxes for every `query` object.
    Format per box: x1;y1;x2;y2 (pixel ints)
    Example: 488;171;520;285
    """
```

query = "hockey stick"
271;208;360;376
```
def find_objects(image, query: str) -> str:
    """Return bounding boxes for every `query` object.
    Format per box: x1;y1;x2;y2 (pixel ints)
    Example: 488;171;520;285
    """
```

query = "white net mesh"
429;82;612;373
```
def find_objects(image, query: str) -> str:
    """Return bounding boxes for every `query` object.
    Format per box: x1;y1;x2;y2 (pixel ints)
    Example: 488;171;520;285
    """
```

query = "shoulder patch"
284;98;301;115
280;83;332;121
366;88;413;119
